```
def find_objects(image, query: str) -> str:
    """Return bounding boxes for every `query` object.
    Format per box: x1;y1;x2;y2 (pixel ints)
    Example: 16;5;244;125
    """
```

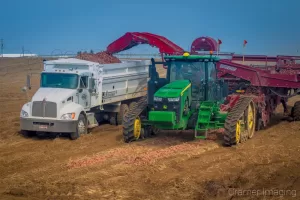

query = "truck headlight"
154;97;162;102
61;113;76;120
168;97;180;102
20;110;29;118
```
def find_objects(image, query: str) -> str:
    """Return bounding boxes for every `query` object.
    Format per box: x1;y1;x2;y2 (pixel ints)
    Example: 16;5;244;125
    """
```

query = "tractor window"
208;62;217;81
169;61;206;102
169;61;218;102
169;61;205;83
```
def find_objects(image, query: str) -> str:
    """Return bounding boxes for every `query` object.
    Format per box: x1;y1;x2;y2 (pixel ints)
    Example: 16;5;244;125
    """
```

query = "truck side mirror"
21;86;27;92
89;89;96;93
26;74;31;90
88;78;96;93
88;78;94;89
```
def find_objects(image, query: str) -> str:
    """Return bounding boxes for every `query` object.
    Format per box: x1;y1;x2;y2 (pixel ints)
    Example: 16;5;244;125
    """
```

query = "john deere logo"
163;105;167;109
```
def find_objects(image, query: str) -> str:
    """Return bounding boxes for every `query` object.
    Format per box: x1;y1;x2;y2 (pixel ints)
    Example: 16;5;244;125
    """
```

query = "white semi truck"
20;58;150;139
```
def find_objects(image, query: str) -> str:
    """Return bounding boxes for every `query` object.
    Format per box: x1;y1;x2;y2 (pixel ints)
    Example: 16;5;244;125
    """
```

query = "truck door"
78;76;91;109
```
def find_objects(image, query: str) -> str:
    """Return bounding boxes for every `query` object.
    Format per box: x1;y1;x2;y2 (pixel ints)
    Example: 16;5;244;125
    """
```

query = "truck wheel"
70;114;87;140
21;130;35;138
117;104;129;125
292;101;300;121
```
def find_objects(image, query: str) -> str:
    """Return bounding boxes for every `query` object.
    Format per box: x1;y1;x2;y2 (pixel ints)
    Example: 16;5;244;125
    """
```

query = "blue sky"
0;0;299;56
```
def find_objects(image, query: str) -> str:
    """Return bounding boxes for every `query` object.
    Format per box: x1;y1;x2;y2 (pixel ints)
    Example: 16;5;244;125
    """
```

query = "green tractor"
122;53;257;146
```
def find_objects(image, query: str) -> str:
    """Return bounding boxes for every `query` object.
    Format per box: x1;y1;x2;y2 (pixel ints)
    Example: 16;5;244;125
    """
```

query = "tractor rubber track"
223;96;254;146
123;95;148;143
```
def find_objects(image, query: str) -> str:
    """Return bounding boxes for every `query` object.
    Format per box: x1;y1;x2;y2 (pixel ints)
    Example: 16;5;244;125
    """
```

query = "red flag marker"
218;39;222;45
243;40;248;47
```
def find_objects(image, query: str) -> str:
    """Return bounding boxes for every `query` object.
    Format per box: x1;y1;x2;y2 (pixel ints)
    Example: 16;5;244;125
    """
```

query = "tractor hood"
154;80;191;98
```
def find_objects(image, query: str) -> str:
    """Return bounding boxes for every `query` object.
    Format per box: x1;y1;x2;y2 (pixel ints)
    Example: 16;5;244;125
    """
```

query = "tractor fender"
59;102;86;121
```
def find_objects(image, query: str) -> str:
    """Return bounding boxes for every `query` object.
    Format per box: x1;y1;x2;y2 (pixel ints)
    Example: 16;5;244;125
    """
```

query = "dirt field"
0;57;299;200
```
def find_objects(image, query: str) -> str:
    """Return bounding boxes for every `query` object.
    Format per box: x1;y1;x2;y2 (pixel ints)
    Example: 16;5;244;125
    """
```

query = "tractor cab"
148;53;227;107
166;54;222;106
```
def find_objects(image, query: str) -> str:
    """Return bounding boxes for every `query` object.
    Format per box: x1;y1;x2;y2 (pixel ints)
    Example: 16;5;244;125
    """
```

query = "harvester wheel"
292;101;300;121
255;111;263;131
223;97;255;146
117;104;129;125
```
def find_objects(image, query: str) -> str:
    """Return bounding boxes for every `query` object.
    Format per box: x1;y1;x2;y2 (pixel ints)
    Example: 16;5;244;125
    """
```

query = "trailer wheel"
110;115;117;126
117;104;129;125
70;114;87;140
292;101;300;121
129;101;137;111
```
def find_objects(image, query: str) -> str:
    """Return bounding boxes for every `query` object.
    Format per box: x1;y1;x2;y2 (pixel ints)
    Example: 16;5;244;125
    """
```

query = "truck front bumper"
20;118;77;133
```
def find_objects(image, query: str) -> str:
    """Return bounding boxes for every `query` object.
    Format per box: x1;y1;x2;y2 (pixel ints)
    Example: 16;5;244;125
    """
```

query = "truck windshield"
41;73;79;89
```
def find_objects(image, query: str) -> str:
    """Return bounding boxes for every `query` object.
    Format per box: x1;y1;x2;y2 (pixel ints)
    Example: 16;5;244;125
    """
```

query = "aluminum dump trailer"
20;58;150;139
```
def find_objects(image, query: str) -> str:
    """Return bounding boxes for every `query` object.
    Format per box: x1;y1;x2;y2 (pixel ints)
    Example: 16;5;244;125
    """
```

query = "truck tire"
110;115;117;126
70;114;87;140
129;101;137;111
117;104;129;125
21;130;35;138
292;101;300;121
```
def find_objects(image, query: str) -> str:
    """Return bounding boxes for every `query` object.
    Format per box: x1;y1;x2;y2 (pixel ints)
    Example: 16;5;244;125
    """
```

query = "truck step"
88;124;98;129
86;113;99;129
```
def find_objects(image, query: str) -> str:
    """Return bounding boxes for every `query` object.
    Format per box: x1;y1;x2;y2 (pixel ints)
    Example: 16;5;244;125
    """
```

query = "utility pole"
0;39;3;57
22;46;25;57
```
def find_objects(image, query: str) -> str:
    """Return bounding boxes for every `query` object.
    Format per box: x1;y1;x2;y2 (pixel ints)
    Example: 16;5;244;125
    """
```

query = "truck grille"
32;101;57;118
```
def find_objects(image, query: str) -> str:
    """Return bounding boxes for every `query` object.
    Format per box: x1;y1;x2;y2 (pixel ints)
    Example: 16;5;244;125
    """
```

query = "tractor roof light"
183;52;190;57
